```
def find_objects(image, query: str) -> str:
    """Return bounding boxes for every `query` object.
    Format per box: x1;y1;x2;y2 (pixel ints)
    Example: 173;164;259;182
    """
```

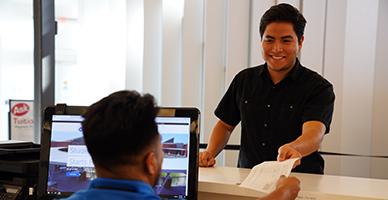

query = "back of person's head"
81;90;159;169
259;3;306;41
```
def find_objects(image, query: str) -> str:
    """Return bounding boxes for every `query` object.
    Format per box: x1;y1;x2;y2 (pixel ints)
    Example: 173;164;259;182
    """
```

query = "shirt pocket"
239;97;266;126
278;102;301;127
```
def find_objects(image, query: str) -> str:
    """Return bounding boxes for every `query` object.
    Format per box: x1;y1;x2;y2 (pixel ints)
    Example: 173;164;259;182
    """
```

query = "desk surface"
198;166;388;200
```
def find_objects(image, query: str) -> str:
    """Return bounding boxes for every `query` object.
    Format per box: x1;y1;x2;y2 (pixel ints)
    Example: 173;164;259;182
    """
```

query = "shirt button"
267;104;271;108
245;100;248;104
272;86;276;89
290;105;293;109
264;124;268;127
262;143;266;146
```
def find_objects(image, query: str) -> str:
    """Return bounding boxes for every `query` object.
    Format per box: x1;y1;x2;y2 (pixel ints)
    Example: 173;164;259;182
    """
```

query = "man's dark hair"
259;3;306;41
81;90;159;169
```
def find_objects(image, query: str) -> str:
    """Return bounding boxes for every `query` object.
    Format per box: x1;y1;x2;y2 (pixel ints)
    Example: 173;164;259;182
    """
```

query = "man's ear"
298;36;304;51
144;151;157;175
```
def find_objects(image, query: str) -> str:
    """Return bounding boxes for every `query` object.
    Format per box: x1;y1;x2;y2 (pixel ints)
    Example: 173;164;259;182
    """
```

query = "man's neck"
268;69;291;85
96;165;153;186
267;60;297;85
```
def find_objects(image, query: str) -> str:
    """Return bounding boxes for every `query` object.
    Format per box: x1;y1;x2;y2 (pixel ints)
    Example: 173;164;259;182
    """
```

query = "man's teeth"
272;56;283;59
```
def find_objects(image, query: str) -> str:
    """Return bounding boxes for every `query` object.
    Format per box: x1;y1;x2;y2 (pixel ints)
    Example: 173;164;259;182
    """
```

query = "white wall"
181;0;204;109
0;0;34;140
370;0;388;179
339;0;378;178
319;0;347;176
125;0;144;93
318;0;388;179
58;0;127;106
143;0;162;102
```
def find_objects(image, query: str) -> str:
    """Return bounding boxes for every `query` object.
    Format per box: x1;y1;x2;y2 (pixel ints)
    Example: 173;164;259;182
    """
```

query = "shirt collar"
286;58;303;81
89;177;155;195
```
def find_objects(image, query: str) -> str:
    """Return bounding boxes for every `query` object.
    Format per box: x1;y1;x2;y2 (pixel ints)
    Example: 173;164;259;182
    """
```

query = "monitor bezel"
156;107;199;200
37;105;88;199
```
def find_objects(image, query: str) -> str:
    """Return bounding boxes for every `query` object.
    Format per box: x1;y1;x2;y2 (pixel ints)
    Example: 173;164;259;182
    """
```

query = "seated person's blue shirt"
61;178;161;200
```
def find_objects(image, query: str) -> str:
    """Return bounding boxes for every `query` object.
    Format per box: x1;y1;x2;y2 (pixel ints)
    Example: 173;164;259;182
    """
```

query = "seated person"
62;90;300;200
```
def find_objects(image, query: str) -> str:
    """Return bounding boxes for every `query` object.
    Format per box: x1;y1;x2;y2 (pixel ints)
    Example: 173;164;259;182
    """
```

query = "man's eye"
265;39;273;43
283;40;291;43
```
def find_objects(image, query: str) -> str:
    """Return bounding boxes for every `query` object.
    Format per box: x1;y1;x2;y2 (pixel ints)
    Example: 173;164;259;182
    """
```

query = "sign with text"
67;145;94;167
9;100;34;141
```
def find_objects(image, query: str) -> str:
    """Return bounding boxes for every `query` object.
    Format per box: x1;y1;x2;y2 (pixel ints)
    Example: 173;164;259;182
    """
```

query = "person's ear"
144;151;157;175
298;36;304;51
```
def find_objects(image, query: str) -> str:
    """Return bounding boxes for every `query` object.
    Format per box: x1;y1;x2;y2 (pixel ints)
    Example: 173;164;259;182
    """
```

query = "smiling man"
199;3;335;175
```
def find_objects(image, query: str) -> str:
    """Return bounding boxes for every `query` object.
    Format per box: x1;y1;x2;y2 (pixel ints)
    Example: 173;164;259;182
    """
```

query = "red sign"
11;103;30;116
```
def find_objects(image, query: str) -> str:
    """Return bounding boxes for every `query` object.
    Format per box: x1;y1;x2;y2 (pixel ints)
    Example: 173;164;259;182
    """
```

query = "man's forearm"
288;121;325;157
206;120;235;157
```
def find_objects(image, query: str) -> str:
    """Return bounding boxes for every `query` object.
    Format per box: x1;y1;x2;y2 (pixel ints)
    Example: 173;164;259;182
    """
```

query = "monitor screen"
155;116;191;198
46;115;92;196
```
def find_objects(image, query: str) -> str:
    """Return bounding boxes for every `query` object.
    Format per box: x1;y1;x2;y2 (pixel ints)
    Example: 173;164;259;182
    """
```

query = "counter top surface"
198;166;388;199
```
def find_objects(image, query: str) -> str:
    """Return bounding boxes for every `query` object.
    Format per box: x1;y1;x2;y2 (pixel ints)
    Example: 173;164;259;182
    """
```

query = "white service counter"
198;166;388;200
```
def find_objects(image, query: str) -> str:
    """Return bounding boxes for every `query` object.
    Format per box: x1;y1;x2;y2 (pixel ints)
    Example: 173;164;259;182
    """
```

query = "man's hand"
277;144;302;168
260;175;300;200
276;175;301;199
199;150;216;167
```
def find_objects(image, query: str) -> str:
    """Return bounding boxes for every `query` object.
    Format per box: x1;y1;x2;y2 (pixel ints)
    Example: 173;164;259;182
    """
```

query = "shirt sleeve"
214;73;243;127
302;80;335;133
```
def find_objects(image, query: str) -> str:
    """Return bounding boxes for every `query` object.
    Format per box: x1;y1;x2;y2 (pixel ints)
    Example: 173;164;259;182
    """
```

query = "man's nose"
272;41;283;53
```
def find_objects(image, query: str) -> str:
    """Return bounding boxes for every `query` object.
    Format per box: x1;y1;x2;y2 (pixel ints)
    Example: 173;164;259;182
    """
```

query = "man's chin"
268;64;293;72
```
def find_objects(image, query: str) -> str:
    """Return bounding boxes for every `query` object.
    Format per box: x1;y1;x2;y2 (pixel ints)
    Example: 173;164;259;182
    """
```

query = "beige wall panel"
370;0;388;179
320;0;347;175
340;0;379;177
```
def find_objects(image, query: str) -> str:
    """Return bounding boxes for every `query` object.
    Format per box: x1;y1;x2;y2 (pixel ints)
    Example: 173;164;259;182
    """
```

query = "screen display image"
46;115;94;195
154;117;191;198
45;115;192;199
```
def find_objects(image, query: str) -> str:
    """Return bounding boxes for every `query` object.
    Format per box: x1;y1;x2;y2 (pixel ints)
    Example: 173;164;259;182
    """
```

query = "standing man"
199;3;335;174
63;90;301;200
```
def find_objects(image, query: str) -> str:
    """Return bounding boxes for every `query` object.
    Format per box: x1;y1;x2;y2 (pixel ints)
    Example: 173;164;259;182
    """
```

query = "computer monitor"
37;105;199;200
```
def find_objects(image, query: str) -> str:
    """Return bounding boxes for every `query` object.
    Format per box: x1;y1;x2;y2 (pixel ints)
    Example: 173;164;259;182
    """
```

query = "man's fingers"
293;158;301;168
207;157;215;166
277;150;286;161
199;151;215;167
199;152;207;167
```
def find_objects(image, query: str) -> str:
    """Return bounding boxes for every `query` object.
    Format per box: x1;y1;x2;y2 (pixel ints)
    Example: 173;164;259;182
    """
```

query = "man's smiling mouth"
271;55;285;60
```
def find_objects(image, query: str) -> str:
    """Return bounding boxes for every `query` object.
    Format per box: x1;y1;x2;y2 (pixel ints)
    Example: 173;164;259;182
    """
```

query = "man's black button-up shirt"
214;58;335;174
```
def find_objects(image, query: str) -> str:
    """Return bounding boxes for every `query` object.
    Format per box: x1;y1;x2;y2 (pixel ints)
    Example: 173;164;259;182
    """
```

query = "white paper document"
239;158;299;194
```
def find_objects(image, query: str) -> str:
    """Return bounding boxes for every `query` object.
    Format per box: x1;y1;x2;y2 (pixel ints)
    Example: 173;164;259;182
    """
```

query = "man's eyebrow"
264;35;294;39
281;35;294;39
264;35;275;39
